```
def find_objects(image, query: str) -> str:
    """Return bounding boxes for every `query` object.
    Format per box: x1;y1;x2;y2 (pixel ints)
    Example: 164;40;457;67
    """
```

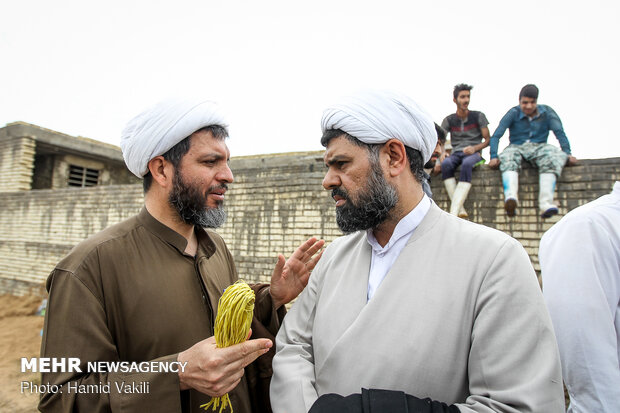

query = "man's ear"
382;139;408;177
147;156;174;188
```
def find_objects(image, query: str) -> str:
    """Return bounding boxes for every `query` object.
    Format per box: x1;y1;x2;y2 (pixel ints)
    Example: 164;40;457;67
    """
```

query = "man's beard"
332;160;398;234
168;170;227;228
424;158;436;169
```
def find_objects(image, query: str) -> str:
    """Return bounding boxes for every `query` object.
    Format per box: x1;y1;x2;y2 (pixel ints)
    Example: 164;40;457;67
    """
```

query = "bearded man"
39;98;323;413
270;90;564;413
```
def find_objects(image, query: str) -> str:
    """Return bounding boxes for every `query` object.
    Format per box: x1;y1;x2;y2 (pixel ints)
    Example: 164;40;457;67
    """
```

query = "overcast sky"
2;0;619;160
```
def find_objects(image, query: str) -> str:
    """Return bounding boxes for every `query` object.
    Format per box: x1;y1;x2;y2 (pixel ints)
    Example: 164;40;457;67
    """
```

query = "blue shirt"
489;104;571;159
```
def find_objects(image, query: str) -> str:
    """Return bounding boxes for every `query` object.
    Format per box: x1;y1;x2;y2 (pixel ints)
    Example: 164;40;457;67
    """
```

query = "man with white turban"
39;98;323;413
270;90;564;413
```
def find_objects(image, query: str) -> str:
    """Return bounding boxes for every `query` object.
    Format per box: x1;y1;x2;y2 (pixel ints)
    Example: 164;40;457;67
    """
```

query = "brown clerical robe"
40;207;283;412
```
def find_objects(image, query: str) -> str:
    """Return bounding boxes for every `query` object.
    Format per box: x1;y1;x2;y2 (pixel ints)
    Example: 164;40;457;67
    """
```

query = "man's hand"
488;158;500;169
566;155;578;166
432;152;446;175
177;333;272;396
270;237;325;308
463;146;475;155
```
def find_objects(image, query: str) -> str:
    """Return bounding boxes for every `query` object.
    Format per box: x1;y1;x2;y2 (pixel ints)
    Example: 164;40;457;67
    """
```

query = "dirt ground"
0;294;45;413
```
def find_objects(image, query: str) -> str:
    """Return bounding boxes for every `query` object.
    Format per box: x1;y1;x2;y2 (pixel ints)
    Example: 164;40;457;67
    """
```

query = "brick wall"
0;152;618;295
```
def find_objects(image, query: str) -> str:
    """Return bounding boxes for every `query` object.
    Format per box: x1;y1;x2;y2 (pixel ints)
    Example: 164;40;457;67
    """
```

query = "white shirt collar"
366;194;431;253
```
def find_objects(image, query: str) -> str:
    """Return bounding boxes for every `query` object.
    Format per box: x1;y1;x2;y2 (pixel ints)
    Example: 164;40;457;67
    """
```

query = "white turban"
120;98;229;178
321;90;437;163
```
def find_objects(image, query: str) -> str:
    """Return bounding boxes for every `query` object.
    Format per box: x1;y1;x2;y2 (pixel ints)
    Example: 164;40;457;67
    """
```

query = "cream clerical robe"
271;204;564;413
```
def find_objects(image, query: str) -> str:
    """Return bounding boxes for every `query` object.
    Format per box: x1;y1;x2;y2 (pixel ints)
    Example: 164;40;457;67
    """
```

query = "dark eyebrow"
324;155;350;167
198;153;227;162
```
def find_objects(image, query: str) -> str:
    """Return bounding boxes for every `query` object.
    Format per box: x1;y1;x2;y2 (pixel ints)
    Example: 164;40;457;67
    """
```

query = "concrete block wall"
0;185;144;294
219;152;340;284
0;130;36;192
430;157;620;275
0;152;618;295
0;123;138;192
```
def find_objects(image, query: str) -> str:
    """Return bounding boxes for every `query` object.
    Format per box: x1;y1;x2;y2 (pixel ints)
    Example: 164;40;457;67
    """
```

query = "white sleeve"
540;217;620;412
270;255;324;413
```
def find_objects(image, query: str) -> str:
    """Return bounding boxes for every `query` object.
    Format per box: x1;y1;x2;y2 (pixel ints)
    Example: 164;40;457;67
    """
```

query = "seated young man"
440;84;490;218
488;84;577;218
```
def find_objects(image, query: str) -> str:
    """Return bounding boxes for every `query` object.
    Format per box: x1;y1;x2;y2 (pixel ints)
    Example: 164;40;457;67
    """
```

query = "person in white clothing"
539;181;620;413
270;90;564;413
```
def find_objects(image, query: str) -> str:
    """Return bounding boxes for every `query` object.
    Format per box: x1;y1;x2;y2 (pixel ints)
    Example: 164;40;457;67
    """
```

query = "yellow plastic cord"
200;281;255;413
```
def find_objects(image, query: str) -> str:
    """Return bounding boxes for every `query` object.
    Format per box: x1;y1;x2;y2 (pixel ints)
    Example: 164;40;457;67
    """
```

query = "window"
68;165;99;187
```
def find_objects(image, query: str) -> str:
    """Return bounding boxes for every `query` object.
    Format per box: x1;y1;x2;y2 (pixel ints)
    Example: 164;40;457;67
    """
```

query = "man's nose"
218;164;234;184
322;169;340;190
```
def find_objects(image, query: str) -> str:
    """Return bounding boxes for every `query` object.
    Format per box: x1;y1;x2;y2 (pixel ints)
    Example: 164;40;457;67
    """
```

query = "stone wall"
0;152;618;295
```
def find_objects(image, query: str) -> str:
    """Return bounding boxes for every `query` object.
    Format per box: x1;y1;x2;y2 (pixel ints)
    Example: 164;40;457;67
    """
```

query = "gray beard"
191;206;227;229
333;160;398;234
168;170;227;229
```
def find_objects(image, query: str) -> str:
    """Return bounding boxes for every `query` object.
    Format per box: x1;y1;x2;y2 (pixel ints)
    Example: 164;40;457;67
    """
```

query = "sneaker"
505;198;517;217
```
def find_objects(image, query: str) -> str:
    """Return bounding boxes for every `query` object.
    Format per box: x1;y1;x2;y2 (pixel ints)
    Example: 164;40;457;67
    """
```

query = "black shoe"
541;207;558;219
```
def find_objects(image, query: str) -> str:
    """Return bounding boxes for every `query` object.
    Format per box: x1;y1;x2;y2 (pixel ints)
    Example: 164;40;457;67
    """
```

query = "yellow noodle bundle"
201;281;255;413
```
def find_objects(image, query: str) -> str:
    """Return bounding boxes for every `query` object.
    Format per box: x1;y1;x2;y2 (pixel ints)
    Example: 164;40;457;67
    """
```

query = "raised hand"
270;237;325;308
